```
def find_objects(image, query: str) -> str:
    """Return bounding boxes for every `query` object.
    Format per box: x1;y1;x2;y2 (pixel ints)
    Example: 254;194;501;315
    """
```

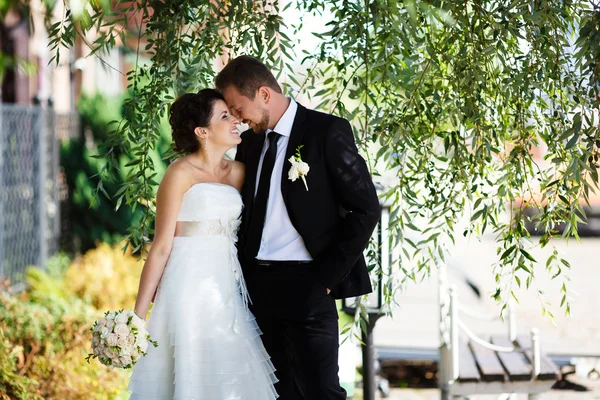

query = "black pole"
362;314;381;400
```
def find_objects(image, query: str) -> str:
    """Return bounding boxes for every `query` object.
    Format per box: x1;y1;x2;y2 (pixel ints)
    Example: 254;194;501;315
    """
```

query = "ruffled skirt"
128;236;278;400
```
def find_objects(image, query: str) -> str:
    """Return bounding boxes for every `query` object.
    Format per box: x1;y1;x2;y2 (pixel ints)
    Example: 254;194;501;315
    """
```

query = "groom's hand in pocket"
326;288;331;295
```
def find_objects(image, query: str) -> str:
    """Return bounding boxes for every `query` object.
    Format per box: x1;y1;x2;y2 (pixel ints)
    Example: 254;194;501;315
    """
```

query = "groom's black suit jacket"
235;103;380;299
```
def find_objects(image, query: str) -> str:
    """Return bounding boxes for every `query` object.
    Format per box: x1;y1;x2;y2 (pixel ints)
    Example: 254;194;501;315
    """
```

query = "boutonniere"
288;145;310;191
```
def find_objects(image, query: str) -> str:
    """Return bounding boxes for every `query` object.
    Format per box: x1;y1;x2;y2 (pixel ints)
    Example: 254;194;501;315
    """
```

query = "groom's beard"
252;109;270;134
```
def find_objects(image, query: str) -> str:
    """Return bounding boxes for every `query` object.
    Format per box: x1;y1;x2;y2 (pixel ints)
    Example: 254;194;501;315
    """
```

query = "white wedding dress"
128;183;278;400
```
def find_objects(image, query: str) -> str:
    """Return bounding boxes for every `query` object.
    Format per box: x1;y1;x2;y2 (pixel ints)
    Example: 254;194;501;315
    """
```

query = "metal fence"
0;104;79;290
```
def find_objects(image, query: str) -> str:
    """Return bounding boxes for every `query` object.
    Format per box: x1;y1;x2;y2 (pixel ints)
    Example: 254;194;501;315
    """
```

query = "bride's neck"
188;149;227;176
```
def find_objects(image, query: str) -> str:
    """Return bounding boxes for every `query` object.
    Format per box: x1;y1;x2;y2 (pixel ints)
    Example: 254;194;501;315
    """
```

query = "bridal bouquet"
86;309;157;369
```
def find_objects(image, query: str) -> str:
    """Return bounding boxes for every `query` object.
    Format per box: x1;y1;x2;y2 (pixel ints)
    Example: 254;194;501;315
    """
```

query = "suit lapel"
281;103;308;200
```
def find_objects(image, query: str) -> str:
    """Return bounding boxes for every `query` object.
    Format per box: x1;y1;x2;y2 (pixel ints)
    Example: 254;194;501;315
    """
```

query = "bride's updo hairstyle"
169;88;225;154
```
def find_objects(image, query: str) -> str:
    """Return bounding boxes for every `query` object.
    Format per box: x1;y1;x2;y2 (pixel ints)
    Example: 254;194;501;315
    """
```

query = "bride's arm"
134;163;189;319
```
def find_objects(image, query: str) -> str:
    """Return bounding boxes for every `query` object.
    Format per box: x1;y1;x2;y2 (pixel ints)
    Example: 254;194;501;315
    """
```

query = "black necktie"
245;131;280;259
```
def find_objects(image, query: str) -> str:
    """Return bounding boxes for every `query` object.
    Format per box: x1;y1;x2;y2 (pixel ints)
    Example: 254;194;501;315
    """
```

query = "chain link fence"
0;104;79;290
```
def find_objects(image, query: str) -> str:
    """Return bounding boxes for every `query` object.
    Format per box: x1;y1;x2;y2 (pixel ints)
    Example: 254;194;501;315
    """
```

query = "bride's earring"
205;135;208;150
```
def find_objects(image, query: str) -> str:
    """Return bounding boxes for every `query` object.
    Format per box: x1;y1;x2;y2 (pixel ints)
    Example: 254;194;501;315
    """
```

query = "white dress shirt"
255;98;313;261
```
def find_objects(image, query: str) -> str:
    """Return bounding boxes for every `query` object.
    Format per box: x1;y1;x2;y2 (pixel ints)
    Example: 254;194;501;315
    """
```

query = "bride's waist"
170;236;232;251
174;220;237;238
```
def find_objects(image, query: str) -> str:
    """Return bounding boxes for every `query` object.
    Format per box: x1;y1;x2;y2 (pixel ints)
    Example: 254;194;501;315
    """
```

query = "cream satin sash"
175;220;225;237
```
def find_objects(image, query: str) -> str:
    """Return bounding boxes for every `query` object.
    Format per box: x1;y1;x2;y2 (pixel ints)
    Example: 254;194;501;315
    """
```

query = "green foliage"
48;1;295;254
0;249;137;399
44;1;600;316
60;92;171;253
0;330;42;400
295;0;600;317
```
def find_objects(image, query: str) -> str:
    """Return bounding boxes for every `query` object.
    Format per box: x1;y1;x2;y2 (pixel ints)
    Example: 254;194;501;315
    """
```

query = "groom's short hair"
216;55;282;99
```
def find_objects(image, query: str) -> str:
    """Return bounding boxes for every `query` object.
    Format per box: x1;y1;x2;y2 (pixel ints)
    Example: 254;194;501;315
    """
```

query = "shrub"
0;245;141;399
64;242;143;311
0;328;42;400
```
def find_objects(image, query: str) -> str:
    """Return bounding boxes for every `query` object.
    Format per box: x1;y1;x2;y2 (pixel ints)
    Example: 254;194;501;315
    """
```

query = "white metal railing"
458;297;518;341
448;286;541;382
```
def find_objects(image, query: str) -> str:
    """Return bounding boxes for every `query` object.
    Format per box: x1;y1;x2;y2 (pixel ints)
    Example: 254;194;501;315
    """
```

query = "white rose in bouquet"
138;338;149;353
131;315;145;330
120;355;133;366
138;325;148;337
105;318;116;330
104;347;117;360
105;333;118;347
87;309;158;369
131;348;140;359
120;345;132;356
93;344;103;357
114;323;130;337
100;326;111;339
115;312;129;325
116;335;129;348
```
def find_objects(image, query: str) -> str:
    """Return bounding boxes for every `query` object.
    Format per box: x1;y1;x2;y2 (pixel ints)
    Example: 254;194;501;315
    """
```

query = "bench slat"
457;339;481;383
469;340;505;382
490;336;531;381
515;335;560;381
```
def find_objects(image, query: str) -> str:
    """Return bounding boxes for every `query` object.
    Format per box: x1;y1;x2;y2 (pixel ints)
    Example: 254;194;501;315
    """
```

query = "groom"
216;55;380;400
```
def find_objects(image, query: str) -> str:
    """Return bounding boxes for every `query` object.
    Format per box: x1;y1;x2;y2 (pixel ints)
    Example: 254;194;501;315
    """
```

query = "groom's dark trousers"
236;103;380;400
246;260;343;400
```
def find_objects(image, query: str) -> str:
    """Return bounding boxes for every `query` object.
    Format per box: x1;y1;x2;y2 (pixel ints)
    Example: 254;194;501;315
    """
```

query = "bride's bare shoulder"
169;156;191;170
166;156;196;176
160;158;192;189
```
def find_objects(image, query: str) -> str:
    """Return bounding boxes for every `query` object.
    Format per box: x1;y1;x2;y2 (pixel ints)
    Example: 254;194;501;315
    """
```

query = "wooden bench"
439;286;560;399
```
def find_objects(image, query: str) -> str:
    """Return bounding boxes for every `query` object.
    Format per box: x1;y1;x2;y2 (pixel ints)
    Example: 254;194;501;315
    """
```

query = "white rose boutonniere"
288;145;310;191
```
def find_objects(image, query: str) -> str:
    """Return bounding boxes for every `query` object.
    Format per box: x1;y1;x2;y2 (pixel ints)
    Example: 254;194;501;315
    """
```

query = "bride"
127;89;278;399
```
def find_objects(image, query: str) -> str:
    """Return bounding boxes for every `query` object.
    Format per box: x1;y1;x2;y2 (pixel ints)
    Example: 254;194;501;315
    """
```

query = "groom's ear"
257;86;270;104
